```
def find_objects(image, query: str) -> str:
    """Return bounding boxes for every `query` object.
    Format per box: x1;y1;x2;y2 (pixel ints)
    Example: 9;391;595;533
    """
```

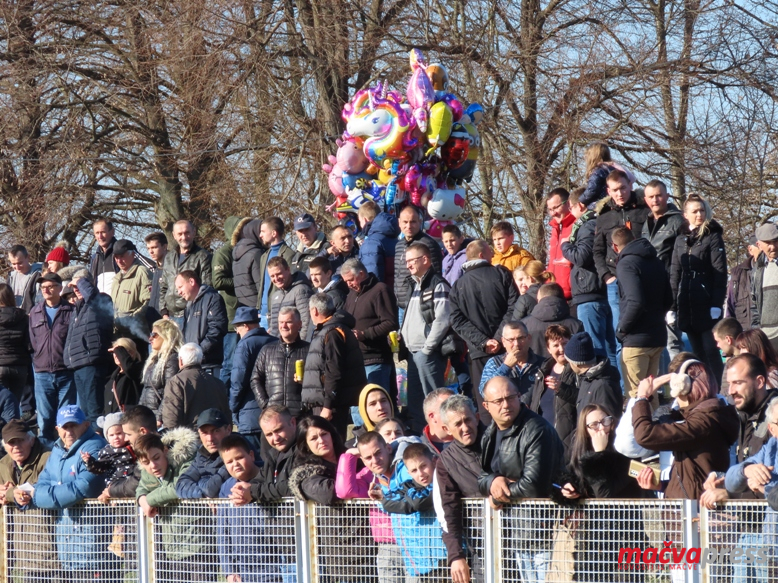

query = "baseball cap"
755;223;778;243
2;419;31;442
39;272;63;285
294;213;315;231
113;239;137;255
196;408;229;429
57;405;86;427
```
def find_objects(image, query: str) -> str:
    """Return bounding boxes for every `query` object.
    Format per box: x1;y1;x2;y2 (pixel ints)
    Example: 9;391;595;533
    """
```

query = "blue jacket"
30;426;110;571
359;212;399;285
230;327;278;433
175;446;230;499
217;477;281;582
64;278;114;369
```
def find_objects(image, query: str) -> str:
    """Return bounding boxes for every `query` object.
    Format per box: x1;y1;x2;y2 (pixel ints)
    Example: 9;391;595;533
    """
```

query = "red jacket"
548;213;576;299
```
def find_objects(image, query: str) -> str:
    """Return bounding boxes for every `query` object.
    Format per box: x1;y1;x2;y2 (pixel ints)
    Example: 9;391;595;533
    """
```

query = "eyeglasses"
405;256;425;265
586;416;614;430
484;393;519;407
40;285;59;292
149;332;159;340
503;335;528;344
547;200;568;214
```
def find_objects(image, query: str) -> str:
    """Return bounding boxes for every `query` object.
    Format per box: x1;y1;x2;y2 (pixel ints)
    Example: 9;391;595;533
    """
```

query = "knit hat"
97;412;123;434
564;332;597;367
45;246;70;266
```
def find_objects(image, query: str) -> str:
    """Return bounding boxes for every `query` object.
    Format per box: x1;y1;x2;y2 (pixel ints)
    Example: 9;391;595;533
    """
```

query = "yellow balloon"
425;102;453;154
378;169;392;184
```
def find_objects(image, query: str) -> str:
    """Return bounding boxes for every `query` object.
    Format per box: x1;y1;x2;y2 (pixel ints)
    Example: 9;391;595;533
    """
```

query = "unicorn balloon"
407;49;435;133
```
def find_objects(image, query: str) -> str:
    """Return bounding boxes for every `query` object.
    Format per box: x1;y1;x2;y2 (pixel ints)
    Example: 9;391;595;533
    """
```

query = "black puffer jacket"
726;256;755;331
250;445;298;503
159;244;213;317
642;205;685;271
394;231;443;309
0;307;30;367
525;358;578;458
250;338;309;417
139;351;180;420
575;358;623;421
232;218;266;309
616;238;672;347
103;347;144;414
593;193;650;282
670;220;728;333
561;210;606;305
512;283;540;320
521;297;584;358
182;285;228;366
478;404;564;500
343;273;397;365
63;277;114;369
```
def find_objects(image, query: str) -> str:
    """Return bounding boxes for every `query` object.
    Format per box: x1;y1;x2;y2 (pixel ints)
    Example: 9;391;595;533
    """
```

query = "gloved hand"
710;307;722;320
665;311;677;326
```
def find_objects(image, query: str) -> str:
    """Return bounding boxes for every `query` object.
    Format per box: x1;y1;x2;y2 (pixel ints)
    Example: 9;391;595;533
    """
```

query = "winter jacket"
548;213;576;299
359;212;400;286
726;256;756;330
29;299;74;373
149;262;165;316
249;444;298;503
750;255;773;330
521;296;584;358
230;327;277;433
161;365;232;430
291;231;328;275
182;285;228;366
492;244;535;273
632;397;739;499
344;272;398;364
321;275;349;310
512;283;540;320
31;426;110;572
394;231;444;309
561;210;606;305
159;243;213;317
268;271;313;340
450;260;519;359
232;218;266;309
89;238;119;294
136;427;205;561
478;350;544;397
553;449;643;501
250;337;309;417
176;445;231;499
289;455;339;505
63;277;113;369
8;266;41;313
642;205;685;271
580;162;636;208
727;436;778;502
526;358;579;457
615;237;672;347
103;346;144;414
321;244;359;275
0;306;30;367
733;388;778;499
670;220;728;333
575;358;623;419
0;438;49;504
257;242;296;310
442;239;473;286
401;268;455;355
301;311;366;411
213;216;242;331
593;193;650;282
84;443;136;487
140;351;180;421
111;262;152;341
434;431;484;565
479;404;564;500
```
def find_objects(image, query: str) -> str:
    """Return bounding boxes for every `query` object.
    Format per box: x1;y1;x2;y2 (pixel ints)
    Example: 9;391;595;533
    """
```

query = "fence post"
136;505;151;583
1;505;7;583
483;499;501;583
682;499;701;583
295;499;315;583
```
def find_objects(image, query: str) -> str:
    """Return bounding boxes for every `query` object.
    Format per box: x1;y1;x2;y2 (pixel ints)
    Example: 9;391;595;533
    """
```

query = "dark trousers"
469;354;492;424
687;329;724;384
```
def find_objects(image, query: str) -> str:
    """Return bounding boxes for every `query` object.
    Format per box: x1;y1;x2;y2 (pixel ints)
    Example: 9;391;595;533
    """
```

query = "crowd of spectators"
3;142;778;581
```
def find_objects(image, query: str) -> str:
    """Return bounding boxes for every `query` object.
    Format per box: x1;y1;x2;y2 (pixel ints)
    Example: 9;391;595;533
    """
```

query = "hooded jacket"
344;272;398;364
450;260;519;359
29;299;74;373
670;220;728;333
575;358;623;419
642;205;685;271
561;210;606;305
359;212;400;286
182;285;228;366
159;243;213;317
521;296;584;358
633;396;739;499
232;218;266;309
103;345;144;414
615;237;672;347
548;212;576;299
112;262;152;341
230;326;277;433
213;215;243;331
357;383;394;432
512;282;541;321
63;275;113;369
593;193;650;282
394;231;444;309
250;337;309;417
268;271;313;340
176;441;231;499
161;365;232;430
0;305;30;367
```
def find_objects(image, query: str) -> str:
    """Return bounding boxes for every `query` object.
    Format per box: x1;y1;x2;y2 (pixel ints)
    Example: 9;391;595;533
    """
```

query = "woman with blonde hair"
512;260;556;319
579;142;636;207
103;337;144;414
139;319;183;422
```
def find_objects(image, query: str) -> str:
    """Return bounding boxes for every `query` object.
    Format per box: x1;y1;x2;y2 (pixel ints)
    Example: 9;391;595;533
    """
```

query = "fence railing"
2;498;776;583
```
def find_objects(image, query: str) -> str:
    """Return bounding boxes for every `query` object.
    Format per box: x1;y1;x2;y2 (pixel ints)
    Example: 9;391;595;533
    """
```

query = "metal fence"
2;498;777;583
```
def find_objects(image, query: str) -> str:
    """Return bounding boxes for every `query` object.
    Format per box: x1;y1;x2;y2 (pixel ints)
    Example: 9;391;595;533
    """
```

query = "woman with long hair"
289;416;345;505
735;328;778;388
512;260;556;319
103;338;144;414
0;283;30;400
579;143;636;207
139;319;182;422
669;194;728;382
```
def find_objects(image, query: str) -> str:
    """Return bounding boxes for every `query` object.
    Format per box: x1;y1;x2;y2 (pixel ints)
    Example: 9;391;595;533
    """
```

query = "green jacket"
159;244;213;317
0;438;50;503
112;262;152;340
212;216;242;332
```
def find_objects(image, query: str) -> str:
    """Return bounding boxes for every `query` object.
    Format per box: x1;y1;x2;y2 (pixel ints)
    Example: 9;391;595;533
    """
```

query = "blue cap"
232;306;259;326
57;405;86;427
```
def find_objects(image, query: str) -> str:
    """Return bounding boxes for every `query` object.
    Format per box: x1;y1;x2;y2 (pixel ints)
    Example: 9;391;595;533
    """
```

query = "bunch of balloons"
323;48;483;236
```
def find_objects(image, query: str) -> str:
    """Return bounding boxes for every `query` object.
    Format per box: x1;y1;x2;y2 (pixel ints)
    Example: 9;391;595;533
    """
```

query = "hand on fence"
97;487;112;504
13;488;32;506
451;558;471;583
489;477;513;503
229;482;252;506
0;481;12;502
561;483;580;499
700;487;728;509
139;496;158;518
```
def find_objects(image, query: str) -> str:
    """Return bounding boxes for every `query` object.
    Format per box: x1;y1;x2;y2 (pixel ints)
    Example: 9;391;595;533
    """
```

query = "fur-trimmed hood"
58;264;89;282
161;426;200;470
230;216;253;246
288;461;331;500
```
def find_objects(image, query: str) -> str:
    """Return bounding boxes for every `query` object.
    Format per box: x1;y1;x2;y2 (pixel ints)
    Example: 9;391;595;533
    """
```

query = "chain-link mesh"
499;499;685;583
148;499;297;583
701;500;778;581
3;499;138;583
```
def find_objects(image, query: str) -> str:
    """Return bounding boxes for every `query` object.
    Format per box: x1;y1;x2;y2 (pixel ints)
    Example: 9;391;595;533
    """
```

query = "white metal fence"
2;498;777;583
